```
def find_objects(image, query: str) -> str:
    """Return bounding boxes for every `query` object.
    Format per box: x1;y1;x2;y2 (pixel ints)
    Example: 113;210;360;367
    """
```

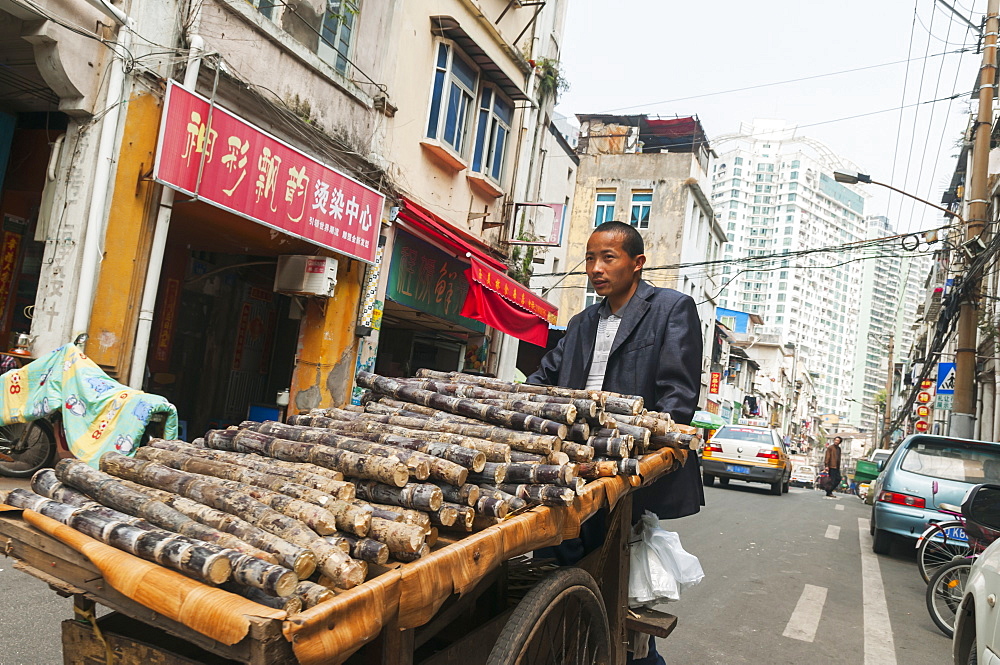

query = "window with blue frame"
471;87;513;182
594;190;616;226
629;190;652;228
427;42;478;155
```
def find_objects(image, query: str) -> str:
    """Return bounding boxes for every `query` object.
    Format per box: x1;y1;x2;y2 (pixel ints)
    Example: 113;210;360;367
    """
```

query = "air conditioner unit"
274;255;338;297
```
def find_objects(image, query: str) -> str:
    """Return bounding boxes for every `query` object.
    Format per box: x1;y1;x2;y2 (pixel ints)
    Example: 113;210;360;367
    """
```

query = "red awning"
397;197;507;272
460;258;558;347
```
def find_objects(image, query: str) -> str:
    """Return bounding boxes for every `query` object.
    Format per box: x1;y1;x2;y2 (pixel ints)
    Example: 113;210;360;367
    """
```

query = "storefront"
376;228;489;377
374;198;558;380
0;111;63;350
87;80;387;436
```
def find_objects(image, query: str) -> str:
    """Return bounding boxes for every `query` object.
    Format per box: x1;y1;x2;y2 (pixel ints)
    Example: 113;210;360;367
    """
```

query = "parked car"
701;424;791;495
952;483;1000;664
870;434;1000;554
790;465;817;489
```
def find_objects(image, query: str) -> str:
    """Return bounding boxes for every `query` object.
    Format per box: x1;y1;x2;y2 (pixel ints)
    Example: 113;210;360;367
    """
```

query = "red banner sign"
709;372;721;395
233;302;252;371
467;258;557;325
154;80;384;263
154;278;180;364
0;231;20;312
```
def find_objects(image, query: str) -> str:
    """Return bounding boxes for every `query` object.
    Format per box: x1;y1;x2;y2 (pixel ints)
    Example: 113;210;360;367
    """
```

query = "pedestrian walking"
824;436;843;499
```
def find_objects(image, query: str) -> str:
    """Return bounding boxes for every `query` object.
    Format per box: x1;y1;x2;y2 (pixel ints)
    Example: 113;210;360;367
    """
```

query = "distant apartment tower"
710;120;869;419
848;215;932;430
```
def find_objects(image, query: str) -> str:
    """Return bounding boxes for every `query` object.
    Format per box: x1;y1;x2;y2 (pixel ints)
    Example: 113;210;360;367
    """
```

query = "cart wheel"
487;567;611;665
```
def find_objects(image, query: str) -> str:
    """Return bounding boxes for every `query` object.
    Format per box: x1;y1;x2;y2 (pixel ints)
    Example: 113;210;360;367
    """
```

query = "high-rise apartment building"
710;121;868;419
848;215;931;431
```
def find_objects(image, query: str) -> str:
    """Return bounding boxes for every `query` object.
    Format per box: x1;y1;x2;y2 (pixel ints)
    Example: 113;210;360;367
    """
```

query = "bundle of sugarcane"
297;371;693;528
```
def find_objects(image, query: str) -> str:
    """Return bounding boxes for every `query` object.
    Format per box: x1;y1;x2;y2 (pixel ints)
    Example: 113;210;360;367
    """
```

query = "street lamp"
832;171;965;225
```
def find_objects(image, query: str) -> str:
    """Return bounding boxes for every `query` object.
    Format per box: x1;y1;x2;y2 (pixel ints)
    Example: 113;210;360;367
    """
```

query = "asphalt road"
0;476;953;664
656;482;952;665
0;477;64;665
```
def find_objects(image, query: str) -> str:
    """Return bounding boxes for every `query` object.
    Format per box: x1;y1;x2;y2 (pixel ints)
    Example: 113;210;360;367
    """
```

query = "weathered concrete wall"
195;0;397;166
558;152;700;325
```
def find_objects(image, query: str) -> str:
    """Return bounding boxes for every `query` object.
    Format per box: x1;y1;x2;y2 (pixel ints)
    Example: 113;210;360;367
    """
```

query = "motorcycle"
0;335;175;477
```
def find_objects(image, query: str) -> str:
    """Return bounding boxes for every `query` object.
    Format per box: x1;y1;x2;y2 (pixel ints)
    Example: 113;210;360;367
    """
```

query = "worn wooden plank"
0;515;295;664
625;609;678;639
62;612;239;665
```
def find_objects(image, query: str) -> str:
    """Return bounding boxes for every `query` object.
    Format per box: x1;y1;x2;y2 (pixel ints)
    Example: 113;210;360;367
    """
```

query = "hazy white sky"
555;0;985;234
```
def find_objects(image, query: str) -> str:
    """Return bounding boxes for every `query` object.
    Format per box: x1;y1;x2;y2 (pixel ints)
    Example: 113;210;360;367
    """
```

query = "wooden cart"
0;446;684;665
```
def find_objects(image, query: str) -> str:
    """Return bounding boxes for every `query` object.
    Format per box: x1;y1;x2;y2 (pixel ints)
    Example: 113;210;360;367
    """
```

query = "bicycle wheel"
917;521;972;584
486;567;610;665
0;420;56;478
926;559;973;638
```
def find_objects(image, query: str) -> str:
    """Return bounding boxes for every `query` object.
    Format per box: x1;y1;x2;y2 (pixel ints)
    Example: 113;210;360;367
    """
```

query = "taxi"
701;423;792;495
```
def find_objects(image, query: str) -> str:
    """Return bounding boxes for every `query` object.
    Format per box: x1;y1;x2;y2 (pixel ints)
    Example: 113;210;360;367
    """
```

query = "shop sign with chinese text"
154;81;384;264
386;231;485;333
709;372;721;394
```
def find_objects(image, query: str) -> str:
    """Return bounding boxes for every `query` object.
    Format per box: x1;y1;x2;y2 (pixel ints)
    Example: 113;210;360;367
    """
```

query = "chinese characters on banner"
153;81;384;264
0;231;21;314
709;372;721;394
385;231;485;333
467;258;558;325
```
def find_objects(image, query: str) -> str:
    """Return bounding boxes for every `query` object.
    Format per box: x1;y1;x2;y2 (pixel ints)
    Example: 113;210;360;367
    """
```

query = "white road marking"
858;518;897;665
782;584;828;642
825;525;841;539
835;504;845;511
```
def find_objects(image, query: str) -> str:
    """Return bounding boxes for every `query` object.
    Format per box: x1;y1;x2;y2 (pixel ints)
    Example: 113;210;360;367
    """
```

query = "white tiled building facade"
710;121;869;420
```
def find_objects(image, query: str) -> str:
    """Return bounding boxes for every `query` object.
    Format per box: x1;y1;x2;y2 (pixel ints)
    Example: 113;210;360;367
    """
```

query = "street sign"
917;391;932;404
915;420;930;433
935;394;953;411
937;363;956;395
916;405;931;417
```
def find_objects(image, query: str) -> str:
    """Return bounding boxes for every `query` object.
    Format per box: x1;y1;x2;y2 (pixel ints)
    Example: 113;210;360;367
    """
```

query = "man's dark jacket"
527;280;704;519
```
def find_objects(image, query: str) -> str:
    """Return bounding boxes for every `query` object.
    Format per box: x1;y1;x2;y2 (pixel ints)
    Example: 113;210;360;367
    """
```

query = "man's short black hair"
592;221;644;258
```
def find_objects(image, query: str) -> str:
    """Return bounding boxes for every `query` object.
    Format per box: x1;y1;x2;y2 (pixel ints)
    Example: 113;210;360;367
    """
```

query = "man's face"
585;231;646;300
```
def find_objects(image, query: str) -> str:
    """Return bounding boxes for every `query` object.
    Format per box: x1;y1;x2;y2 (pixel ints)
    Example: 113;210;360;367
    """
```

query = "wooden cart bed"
0;447;684;664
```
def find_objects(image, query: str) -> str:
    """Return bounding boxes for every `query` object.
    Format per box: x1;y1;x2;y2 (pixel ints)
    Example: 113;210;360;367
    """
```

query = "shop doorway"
374;299;489;378
144;201;321;437
0;110;68;351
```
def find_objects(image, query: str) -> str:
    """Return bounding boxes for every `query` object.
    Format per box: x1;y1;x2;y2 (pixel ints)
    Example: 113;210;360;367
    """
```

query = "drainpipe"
71;5;135;338
128;35;205;388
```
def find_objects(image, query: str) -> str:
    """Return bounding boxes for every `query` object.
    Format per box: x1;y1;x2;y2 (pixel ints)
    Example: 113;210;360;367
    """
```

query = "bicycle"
926;557;973;638
915;502;976;584
922;505;998;637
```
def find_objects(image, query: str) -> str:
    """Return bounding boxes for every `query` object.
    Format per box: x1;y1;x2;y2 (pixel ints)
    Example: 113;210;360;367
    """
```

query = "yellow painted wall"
290;257;363;411
87;91;161;377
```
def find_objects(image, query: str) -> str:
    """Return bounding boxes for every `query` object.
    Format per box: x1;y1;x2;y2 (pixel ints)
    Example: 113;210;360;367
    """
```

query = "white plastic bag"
628;511;704;609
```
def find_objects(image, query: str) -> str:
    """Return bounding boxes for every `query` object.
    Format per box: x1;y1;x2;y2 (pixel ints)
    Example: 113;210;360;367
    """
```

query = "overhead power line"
598;47;974;114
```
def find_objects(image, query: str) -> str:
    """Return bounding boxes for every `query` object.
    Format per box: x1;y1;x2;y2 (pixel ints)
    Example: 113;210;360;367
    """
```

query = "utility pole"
882;334;894;448
952;0;999;439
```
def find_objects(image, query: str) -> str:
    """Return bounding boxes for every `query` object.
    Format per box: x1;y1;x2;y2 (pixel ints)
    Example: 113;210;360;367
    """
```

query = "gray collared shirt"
585;291;640;391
